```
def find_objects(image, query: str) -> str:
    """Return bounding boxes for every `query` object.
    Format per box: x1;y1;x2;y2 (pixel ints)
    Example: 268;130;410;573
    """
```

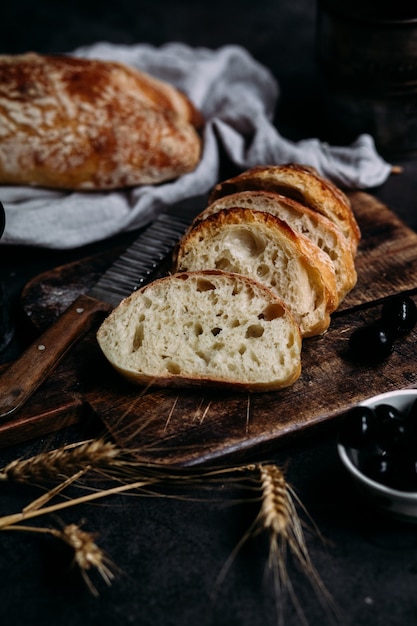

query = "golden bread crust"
208;163;361;254
0;52;203;190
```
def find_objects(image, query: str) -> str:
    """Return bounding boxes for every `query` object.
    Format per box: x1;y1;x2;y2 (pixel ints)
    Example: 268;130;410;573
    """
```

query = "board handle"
0;294;111;420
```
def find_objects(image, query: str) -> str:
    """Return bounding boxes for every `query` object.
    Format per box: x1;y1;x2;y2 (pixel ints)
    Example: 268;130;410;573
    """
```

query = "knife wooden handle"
0;294;111;420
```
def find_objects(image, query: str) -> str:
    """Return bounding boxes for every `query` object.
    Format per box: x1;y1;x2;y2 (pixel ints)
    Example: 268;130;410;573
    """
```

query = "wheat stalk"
0;475;162;530
255;463;338;626
0;439;127;483
5;522;117;597
214;462;336;625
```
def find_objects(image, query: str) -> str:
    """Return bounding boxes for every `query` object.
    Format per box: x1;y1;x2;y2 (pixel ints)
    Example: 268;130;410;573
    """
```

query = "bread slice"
196;190;357;304
96;270;302;392
174;208;338;337
0;53;203;190
208;164;361;254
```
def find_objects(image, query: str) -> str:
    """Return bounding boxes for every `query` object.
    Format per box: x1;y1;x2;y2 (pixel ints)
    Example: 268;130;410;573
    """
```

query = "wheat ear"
58;523;118;595
6;522;117;596
0;438;147;484
256;463;338;626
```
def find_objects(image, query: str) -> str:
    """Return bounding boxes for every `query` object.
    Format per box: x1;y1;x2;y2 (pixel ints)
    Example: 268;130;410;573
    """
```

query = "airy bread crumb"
197;190;357;304
174;208;338;337
96;270;302;392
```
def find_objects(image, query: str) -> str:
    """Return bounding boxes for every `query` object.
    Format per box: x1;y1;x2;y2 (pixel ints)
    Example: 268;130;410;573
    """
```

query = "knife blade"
0;211;190;419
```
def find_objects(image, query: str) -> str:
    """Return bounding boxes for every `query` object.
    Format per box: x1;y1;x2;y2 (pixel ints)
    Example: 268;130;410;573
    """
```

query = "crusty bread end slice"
96;270;302;392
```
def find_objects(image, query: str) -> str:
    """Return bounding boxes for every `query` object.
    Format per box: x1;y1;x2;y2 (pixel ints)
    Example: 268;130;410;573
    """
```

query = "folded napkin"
0;42;392;249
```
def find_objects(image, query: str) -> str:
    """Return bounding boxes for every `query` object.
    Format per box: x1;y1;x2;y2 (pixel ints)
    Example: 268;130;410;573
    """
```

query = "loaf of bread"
196;190;357;304
96;270;302;392
174;207;338;337
0;52;203;190
208;164;361;254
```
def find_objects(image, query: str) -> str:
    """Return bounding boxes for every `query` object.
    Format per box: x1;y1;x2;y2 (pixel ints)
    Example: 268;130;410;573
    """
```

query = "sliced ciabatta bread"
208;163;361;255
96;270;302;392
173;208;338;337
195;190;357;304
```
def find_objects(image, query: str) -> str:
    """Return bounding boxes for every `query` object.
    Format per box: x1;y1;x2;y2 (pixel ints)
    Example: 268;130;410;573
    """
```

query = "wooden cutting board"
2;191;417;465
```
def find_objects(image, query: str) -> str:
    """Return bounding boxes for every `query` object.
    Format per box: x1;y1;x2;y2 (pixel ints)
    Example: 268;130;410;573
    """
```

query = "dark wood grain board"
3;191;417;464
0;359;86;448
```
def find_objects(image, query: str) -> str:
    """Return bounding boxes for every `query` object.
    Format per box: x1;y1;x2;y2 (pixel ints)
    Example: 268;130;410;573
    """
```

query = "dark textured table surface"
1;2;417;625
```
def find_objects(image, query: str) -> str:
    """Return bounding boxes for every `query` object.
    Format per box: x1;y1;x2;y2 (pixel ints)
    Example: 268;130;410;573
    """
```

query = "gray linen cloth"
0;42;392;249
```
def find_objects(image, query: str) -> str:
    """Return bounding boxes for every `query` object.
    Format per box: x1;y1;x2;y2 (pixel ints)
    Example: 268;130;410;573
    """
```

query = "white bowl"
338;388;417;522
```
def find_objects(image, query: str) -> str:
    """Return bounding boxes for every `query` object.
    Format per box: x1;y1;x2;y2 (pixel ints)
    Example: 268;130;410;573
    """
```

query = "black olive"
381;295;417;337
339;405;378;449
349;321;394;363
0;201;4;239
340;398;417;491
374;403;405;422
358;450;396;486
374;405;409;452
377;416;409;453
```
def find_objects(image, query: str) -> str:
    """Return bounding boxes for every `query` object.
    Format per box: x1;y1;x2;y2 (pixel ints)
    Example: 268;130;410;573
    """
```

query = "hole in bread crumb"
239;344;247;355
287;332;296;348
194;322;203;336
237;229;266;256
143;297;152;309
259;303;285;321
196;278;216;292
132;324;144;350
246;324;264;338
196;350;210;364
166;361;181;374
215;257;233;272
212;341;225;351
256;264;270;278
211;327;222;336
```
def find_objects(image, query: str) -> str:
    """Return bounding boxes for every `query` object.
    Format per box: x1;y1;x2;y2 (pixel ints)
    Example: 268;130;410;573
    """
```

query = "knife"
0;211;190;419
